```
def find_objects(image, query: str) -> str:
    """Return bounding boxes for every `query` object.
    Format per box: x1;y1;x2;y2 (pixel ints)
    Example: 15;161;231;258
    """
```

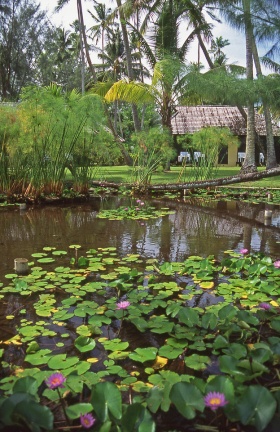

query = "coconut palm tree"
88;1;114;59
209;36;230;66
219;0;278;171
114;0;141;131
55;0;97;82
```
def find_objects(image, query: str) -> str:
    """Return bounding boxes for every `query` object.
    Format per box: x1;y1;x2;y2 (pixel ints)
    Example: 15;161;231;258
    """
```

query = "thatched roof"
171;106;280;136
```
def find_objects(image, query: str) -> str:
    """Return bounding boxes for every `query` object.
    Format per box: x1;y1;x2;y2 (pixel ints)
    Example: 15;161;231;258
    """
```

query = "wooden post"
14;258;29;275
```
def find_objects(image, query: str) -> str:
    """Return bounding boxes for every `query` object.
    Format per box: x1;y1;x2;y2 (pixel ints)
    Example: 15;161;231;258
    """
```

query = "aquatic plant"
97;199;174;220
0;246;280;430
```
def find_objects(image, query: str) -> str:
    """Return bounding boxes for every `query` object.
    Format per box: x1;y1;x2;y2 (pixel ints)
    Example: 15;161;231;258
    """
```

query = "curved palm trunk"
241;0;257;173
252;37;278;169
115;0;141;132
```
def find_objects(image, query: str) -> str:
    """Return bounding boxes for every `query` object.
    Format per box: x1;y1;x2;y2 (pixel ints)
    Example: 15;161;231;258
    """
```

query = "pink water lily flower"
240;248;249;255
116;301;131;310
274;260;280;269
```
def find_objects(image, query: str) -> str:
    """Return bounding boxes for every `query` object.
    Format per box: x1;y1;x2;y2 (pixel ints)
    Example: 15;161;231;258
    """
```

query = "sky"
38;0;268;71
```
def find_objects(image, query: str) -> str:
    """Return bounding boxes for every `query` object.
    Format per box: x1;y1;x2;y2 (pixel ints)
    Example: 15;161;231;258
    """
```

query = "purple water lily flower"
259;302;271;310
80;413;95;429
204;392;228;411
45;372;66;390
240;248;249;255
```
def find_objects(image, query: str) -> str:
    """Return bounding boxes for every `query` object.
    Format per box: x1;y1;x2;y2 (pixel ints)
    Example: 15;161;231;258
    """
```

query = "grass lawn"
93;165;280;189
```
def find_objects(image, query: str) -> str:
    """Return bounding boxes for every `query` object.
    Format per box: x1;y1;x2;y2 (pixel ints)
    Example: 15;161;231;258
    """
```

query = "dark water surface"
1;196;280;279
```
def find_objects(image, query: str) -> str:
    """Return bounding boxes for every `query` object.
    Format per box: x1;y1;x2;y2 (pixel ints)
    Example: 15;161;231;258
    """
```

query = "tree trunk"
241;0;257;173
90;166;280;192
252;37;278;169
146;166;280;192
115;0;141;132
77;0;97;83
198;35;248;123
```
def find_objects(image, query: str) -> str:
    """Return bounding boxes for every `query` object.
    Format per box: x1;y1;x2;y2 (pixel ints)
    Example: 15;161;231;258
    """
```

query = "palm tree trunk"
251;37;278;169
77;0;97;83
241;0;257;173
197;34;248;122
115;0;141;132
78;19;85;93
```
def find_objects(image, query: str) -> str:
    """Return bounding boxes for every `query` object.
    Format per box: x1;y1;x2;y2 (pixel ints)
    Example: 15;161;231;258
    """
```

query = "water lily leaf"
129;347;158;363
108;351;130;360
237;385;277;431
158;345;184;360
87;358;99;363
152;356;168;370
52;250;67;256
177;308;200;327
69;244;81;249
121;402;155;432
37;258;55;264
25;349;52;366
47;354;79;369
66;403;93;419
74;336;96;353
13;376;39;395
100;339;129;352
26;341;40;354
184;354;210;371
170;382;204;419
5;273;18;279
200;281;214;289
32;253;48;258
91;382;122;422
128;317;148;333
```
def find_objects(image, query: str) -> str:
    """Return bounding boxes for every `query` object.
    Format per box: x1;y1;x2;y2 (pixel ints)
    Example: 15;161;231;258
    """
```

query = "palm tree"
103;56;190;130
55;0;97;82
88;1;113;58
209;36;230;66
219;0;278;171
114;0;141;131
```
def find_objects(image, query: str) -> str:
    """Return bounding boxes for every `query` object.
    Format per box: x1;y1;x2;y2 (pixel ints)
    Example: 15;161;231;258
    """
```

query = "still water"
1;196;280;279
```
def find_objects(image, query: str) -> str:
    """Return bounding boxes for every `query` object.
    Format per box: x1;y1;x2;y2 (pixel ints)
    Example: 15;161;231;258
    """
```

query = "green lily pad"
74;336;96;353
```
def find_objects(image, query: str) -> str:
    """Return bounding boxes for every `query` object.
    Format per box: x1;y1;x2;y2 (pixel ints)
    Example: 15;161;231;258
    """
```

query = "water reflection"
0;197;280;279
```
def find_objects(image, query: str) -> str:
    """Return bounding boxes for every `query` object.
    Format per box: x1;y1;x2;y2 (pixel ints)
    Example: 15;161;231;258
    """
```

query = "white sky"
39;0;269;71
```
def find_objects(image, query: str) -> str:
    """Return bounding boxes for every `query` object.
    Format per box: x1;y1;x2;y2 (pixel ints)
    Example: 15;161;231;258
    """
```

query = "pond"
1;196;280;278
1;196;280;431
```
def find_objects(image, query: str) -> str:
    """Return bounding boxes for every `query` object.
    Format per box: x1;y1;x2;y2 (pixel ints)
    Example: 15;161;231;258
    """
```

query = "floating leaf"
170;382;204;419
74;336;96;353
200;281;214;289
37;258;55;264
47;354;79;369
129;347;158;363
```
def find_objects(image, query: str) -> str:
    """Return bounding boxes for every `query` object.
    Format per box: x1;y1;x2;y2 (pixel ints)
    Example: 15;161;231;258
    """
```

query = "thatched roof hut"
171;106;280;136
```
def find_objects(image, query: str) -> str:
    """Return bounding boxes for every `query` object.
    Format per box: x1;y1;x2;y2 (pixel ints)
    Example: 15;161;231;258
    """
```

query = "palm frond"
90;81;115;98
105;80;154;104
127;22;156;69
261;56;280;73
